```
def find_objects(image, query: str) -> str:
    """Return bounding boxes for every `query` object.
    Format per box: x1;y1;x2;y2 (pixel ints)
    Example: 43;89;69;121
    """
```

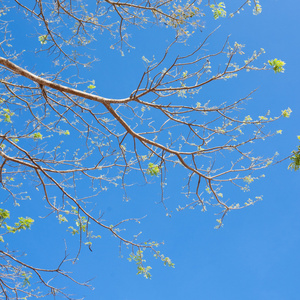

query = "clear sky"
2;1;300;299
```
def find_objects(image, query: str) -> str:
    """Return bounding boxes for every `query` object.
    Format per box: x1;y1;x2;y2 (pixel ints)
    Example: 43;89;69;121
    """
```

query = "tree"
0;0;293;298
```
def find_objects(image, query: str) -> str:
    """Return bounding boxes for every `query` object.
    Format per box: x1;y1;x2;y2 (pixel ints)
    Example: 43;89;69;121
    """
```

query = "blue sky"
2;1;300;299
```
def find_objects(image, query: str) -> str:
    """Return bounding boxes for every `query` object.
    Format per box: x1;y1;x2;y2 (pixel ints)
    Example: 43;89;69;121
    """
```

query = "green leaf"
282;108;292;118
253;1;262;15
288;138;300;171
268;58;285;73
22;272;32;287
146;162;160;176
0;209;10;220
58;214;68;223
31;132;43;140
210;2;226;20
38;35;47;45
68;226;79;235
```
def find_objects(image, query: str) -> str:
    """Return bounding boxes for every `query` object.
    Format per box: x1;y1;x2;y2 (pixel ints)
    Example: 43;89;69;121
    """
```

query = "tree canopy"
0;0;298;298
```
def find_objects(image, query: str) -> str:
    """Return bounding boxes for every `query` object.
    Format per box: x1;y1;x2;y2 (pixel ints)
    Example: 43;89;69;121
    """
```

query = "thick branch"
0;57;131;104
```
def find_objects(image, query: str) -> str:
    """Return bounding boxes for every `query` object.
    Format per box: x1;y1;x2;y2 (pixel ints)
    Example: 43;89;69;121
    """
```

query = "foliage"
38;35;47;45
128;250;153;279
253;0;262;15
282;108;292;118
147;163;161;176
210;2;226;20
288;136;300;171
268;58;286;73
6;217;34;234
0;208;34;244
0;0;291;298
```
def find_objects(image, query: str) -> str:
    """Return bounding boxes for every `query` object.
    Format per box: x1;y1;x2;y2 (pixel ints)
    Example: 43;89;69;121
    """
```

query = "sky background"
3;1;300;299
